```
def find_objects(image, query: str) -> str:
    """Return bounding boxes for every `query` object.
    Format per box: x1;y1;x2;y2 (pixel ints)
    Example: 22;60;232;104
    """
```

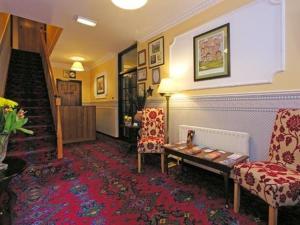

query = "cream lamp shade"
111;0;147;10
157;78;177;96
71;61;84;71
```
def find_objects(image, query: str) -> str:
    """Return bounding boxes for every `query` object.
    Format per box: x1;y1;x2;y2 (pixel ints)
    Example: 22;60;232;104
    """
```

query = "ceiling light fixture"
111;0;148;10
75;16;97;27
71;61;85;71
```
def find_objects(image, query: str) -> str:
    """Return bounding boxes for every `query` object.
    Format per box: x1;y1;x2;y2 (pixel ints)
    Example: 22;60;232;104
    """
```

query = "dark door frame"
118;43;137;140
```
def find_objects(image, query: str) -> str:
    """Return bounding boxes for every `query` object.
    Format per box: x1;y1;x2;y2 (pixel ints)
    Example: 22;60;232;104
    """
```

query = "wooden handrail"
39;31;63;159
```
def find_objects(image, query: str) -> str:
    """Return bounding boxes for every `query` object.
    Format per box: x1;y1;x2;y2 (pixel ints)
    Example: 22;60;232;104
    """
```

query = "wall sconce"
157;78;177;143
71;61;85;71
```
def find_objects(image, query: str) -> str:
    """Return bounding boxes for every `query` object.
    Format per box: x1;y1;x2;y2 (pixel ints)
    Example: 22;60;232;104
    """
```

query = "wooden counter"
61;106;96;144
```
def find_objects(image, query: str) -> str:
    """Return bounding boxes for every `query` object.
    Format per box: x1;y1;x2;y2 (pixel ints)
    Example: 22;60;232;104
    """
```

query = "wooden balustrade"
39;31;63;159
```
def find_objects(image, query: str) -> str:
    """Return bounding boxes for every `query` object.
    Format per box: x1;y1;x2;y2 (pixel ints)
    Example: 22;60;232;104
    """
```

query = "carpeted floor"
10;134;300;225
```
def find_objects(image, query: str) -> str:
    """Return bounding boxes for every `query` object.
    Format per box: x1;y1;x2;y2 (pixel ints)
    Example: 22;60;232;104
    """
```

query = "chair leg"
138;153;142;173
234;182;240;213
268;206;278;225
161;153;165;173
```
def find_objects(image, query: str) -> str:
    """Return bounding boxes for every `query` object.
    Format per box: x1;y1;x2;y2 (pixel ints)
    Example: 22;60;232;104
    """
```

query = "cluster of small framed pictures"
137;36;164;96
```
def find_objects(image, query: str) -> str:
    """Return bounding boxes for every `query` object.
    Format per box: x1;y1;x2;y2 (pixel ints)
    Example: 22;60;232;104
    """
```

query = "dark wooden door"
57;80;82;106
17;17;45;53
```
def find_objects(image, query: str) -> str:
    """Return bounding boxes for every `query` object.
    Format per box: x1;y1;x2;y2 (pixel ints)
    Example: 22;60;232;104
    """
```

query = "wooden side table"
163;144;248;208
123;124;140;151
0;157;26;225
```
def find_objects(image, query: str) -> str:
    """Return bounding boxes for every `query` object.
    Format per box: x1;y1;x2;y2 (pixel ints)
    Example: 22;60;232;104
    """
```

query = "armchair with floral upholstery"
233;109;300;225
137;108;165;173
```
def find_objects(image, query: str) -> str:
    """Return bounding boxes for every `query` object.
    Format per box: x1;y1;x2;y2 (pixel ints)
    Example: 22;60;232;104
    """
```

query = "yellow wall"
52;67;91;103
137;0;300;97
89;57;118;102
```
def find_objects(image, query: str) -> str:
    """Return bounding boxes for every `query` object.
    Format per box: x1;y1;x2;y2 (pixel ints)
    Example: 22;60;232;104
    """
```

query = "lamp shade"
111;0;147;10
71;61;84;71
157;78;177;96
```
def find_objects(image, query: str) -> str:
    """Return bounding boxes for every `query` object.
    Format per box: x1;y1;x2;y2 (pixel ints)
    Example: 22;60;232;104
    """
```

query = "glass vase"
0;134;9;170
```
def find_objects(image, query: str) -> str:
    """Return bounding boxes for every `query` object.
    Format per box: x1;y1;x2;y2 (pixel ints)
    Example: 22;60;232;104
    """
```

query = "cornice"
138;0;223;42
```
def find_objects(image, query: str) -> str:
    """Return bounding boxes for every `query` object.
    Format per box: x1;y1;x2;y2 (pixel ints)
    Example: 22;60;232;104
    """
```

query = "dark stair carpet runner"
4;49;67;175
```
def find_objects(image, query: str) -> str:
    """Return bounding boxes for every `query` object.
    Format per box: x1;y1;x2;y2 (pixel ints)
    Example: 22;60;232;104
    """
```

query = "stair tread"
10;134;56;141
5;49;58;165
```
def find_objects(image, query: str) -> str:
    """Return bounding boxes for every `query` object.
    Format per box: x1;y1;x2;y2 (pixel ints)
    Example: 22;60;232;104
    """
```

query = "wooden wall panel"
0;14;11;96
13;16;45;53
61;106;96;144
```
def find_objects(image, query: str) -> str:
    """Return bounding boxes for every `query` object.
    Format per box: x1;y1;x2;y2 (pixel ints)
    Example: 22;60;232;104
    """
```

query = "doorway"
118;44;138;141
57;79;82;106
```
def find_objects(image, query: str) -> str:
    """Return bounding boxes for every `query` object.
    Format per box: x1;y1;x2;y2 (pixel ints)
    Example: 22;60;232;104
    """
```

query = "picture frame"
63;70;76;79
193;23;230;81
152;67;160;84
138;49;146;67
94;74;107;98
137;82;146;97
137;67;147;81
148;36;164;68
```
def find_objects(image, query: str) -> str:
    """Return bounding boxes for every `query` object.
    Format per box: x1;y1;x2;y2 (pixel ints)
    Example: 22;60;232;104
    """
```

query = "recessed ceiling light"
111;0;148;10
70;56;85;61
75;16;97;27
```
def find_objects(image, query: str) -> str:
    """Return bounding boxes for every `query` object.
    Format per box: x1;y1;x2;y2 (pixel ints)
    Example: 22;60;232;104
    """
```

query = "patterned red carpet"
10;135;299;225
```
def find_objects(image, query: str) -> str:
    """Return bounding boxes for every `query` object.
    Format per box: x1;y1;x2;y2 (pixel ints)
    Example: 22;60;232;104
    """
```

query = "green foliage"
0;98;33;135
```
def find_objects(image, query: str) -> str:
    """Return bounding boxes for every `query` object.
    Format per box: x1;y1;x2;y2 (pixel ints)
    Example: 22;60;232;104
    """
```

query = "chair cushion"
137;137;164;153
234;161;300;207
269;109;300;172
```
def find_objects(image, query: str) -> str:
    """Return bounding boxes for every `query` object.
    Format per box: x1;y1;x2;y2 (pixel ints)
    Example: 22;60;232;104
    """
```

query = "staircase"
5;49;58;165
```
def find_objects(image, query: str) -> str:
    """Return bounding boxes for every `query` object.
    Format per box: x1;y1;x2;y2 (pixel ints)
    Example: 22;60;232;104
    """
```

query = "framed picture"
193;23;230;81
152;67;160;84
138;82;146;97
94;74;107;98
137;67;147;81
148;36;164;68
63;70;76;79
138;49;146;67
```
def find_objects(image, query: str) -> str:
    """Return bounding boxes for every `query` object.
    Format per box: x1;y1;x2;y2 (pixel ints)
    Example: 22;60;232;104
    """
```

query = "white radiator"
179;125;250;156
176;125;250;177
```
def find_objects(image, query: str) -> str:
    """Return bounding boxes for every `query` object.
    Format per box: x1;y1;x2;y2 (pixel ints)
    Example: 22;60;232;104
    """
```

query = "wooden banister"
39;31;63;159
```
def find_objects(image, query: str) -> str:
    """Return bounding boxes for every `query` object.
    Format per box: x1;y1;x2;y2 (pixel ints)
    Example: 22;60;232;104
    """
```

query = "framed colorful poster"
138;49;146;67
137;67;147;81
152;67;160;84
137;82;146;97
148;36;164;68
193;23;230;81
94;74;107;98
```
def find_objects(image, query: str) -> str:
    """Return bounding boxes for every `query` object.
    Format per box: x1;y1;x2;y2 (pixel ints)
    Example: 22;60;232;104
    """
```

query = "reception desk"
60;106;96;144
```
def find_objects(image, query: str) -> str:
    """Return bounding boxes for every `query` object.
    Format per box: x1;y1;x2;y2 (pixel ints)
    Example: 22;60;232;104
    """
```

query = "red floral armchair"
233;109;300;225
137;108;165;173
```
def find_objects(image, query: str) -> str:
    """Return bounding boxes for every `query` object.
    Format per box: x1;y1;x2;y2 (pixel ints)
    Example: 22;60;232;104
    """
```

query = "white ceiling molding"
89;52;117;71
138;0;223;42
51;62;72;70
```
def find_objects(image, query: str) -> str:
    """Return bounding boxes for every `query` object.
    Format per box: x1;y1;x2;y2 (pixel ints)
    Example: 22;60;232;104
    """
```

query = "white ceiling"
0;0;221;68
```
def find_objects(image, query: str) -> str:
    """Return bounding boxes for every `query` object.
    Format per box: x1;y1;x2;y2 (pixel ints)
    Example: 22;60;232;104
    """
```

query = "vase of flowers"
0;97;33;170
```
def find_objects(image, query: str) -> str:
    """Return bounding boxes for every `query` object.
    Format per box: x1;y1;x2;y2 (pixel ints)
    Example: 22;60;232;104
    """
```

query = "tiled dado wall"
147;90;300;161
